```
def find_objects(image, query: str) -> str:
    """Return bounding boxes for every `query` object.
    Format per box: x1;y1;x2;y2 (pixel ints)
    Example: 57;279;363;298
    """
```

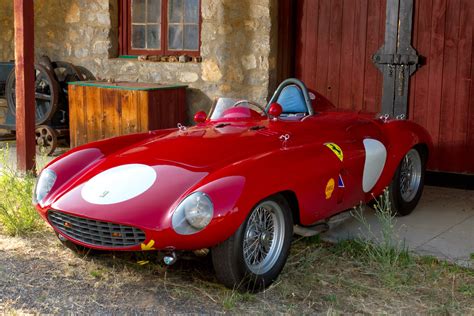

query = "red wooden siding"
295;0;386;113
409;0;473;173
294;0;474;174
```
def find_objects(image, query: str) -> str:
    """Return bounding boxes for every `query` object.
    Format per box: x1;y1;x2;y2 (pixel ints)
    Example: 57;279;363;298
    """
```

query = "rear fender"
371;120;432;197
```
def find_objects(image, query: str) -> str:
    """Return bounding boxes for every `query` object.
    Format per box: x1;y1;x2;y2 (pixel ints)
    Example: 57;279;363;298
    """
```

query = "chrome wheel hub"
400;149;422;202
243;201;285;275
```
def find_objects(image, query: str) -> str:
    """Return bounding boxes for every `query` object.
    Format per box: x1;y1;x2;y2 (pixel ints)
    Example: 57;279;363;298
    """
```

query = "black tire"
212;194;293;292
389;147;427;216
55;232;98;256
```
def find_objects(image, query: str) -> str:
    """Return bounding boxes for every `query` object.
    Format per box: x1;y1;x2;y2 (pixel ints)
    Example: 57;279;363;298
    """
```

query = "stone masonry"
0;0;279;122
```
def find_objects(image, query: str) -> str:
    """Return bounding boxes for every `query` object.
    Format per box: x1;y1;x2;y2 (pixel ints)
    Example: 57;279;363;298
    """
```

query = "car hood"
132;123;284;169
43;123;284;228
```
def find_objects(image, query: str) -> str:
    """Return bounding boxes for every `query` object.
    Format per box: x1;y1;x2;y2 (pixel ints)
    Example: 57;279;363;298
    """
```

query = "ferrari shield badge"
325;143;344;162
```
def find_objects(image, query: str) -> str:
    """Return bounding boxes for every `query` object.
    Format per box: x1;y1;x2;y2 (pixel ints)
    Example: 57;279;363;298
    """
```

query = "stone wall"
0;1;13;61
0;0;278;122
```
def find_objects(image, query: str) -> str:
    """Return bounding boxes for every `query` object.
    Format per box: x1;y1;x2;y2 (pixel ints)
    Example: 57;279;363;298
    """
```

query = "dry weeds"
1;230;473;314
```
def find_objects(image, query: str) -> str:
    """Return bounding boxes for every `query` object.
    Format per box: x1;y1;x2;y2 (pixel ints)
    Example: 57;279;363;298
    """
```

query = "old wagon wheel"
5;64;60;125
76;66;96;81
35;125;58;156
37;55;54;73
51;61;83;95
52;61;82;83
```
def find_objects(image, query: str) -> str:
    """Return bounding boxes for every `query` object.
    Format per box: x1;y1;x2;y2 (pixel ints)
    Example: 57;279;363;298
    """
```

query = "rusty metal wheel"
76;66;96;81
6;64;59;125
52;61;83;98
35;125;58;156
37;55;54;73
52;61;82;83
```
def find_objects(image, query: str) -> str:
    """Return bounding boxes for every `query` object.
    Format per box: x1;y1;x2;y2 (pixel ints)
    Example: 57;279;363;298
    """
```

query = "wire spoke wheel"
399;149;422;202
212;194;293;290
243;200;285;275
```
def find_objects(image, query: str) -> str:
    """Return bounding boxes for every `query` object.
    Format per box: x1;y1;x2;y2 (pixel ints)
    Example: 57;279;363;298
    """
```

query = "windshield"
209;98;266;121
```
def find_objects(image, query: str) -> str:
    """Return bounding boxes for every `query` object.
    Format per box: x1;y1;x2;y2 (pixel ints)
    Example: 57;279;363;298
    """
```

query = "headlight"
172;192;214;235
33;169;57;204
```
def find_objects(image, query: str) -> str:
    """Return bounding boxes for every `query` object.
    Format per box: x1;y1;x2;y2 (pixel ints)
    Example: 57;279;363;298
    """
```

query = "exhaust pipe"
294;223;329;237
163;252;177;266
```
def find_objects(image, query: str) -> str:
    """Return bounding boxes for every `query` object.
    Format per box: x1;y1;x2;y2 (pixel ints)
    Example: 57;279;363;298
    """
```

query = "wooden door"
293;0;474;173
409;0;473;173
294;0;386;113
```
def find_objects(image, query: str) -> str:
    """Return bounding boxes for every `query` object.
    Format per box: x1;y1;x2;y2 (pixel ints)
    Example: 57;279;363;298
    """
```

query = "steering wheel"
232;100;268;116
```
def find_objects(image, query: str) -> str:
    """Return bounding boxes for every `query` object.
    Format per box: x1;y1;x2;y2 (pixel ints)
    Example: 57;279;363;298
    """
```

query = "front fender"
39;130;174;208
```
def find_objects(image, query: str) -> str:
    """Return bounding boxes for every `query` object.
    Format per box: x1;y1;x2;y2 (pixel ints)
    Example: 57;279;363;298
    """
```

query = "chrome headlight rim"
33;169;57;204
172;192;214;235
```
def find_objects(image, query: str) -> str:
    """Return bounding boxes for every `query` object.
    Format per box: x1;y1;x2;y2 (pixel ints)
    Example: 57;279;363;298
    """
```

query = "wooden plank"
137;91;148;131
68;85;79;147
338;0;356;109
277;0;296;82
374;0;386;113
14;0;35;172
363;0;383;113
101;87;121;139
327;0;343;105
411;0;433;134
425;0;447;171
71;85;88;148
408;0;420;120
469;31;474;173
378;0;400;115
457;0;473;173
438;0;461;172
85;87;102;143
315;0;331;94
294;0;308;83
306;0;320;87
351;0;369;111
120;90;139;135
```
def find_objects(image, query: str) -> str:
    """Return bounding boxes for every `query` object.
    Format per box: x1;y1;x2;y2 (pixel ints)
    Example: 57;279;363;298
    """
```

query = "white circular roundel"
81;164;157;205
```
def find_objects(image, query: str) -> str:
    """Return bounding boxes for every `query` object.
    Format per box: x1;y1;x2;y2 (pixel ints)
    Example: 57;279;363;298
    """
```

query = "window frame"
119;0;202;57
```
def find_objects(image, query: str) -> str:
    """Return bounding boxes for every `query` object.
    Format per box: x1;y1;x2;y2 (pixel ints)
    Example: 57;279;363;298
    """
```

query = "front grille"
48;210;146;248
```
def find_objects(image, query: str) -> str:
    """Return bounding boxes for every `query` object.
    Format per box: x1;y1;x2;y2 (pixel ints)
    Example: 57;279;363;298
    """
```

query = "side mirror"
194;111;207;124
268;102;283;117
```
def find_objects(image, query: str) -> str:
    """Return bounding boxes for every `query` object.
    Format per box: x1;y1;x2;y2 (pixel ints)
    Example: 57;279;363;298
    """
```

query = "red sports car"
34;79;432;290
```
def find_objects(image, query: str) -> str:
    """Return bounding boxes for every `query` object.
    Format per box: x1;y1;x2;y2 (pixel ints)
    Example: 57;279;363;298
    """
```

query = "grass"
0;146;44;236
0;160;473;313
350;190;413;287
1;219;473;314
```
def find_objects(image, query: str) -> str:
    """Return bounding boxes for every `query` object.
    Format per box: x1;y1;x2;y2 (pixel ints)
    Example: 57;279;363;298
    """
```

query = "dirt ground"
1;229;474;315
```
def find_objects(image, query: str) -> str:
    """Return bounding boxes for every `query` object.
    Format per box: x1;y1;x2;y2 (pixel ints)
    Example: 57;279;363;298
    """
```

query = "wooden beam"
14;0;36;173
276;0;296;84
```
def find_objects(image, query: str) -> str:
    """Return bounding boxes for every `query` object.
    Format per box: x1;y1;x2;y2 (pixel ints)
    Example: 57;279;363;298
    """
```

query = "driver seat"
276;85;308;114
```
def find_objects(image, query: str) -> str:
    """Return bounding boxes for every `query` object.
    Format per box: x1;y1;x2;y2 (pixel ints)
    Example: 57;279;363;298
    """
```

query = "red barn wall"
294;0;473;174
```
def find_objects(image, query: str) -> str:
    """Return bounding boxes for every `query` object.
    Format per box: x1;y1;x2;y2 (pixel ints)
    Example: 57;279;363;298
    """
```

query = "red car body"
35;91;432;253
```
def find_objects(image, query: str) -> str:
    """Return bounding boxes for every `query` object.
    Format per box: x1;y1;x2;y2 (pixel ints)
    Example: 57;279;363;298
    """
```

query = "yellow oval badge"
325;143;344;162
325;178;336;200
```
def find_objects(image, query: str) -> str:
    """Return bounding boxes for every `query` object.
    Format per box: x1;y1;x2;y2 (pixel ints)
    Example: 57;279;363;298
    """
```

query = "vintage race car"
34;78;432;290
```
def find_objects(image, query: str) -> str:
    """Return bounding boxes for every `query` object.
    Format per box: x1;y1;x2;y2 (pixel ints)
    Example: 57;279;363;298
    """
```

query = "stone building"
0;0;279;122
